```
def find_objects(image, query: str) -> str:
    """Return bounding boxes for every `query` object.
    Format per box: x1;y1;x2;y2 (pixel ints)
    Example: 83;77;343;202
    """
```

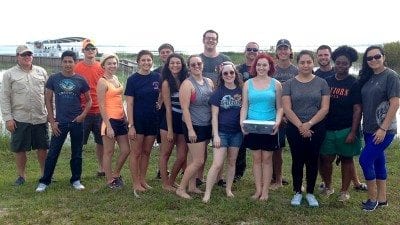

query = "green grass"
0;135;399;225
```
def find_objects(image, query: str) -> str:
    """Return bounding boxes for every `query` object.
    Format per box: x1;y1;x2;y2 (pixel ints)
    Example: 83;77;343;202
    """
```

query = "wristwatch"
128;124;134;128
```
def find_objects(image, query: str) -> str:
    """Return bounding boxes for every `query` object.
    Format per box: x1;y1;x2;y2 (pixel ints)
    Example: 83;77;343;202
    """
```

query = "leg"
102;135;116;184
140;135;156;189
319;155;336;192
260;151;273;201
159;129;175;190
169;134;187;187
203;147;227;203
36;149;47;176
114;135;131;178
15;152;27;179
234;144;246;179
130;135;145;191
340;157;353;193
225;147;239;198
251;150;262;199
272;148;283;186
69;122;84;184
96;144;104;174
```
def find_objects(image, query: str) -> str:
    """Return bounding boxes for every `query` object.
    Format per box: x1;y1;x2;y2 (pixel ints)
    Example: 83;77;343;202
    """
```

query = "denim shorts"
218;131;243;148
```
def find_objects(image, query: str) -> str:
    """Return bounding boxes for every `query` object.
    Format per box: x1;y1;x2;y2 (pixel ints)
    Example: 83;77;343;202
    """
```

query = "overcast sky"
2;0;399;53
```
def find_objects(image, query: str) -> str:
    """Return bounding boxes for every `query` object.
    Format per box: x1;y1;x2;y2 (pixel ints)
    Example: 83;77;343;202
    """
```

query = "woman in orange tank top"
97;53;130;189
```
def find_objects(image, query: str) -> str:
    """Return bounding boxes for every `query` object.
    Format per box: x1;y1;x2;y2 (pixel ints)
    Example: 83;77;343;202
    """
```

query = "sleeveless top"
171;91;182;113
248;78;277;121
187;75;212;126
104;76;124;119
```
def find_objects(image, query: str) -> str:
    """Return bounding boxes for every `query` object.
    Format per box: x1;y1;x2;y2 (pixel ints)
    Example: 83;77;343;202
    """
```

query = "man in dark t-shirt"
315;45;335;80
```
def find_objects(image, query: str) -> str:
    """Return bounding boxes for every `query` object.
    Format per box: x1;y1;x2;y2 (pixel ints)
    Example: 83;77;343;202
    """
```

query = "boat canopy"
27;37;87;44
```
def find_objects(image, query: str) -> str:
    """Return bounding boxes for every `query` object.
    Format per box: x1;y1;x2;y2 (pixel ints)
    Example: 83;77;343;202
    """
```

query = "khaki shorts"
11;121;49;152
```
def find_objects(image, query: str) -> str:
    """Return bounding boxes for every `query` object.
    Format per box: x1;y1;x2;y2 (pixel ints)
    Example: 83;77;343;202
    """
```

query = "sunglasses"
190;62;202;68
84;47;97;51
366;54;382;61
19;52;32;57
246;48;259;53
223;71;235;76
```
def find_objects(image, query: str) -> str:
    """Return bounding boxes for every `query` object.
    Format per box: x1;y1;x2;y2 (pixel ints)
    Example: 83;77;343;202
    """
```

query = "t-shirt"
74;61;104;114
315;68;335;80
209;85;242;133
274;64;298;83
282;76;330;122
45;72;90;123
236;63;252;81
124;71;160;119
361;68;400;134
325;75;361;130
200;53;231;84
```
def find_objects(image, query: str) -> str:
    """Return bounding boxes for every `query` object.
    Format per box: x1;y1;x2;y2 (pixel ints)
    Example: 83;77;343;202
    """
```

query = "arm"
211;105;220;148
273;81;283;135
0;71;16;133
97;78;114;138
282;95;303;129
345;103;362;144
162;80;174;142
126;95;136;140
240;81;249;134
45;88;60;136
179;80;196;143
374;96;399;144
301;95;330;133
206;78;215;91
74;91;92;122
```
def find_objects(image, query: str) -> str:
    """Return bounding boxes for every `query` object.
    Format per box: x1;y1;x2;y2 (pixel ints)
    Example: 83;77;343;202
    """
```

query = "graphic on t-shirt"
152;81;160;90
376;101;396;130
220;94;242;109
330;87;349;99
59;79;76;92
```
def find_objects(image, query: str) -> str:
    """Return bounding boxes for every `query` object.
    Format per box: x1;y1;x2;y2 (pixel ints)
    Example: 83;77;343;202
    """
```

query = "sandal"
354;183;368;191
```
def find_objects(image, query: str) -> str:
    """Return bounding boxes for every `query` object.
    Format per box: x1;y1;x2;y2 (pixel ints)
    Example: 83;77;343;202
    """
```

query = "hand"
272;122;280;135
106;126;115;139
167;130;174;142
373;128;386;145
6;119;17;133
213;135;221;149
188;129;197;143
240;123;248;135
301;129;314;138
344;132;356;144
73;114;85;123
155;101;161;110
128;127;137;140
51;122;61;137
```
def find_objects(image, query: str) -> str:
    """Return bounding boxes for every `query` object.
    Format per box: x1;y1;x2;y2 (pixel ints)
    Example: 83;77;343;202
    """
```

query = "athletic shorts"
182;122;212;143
101;118;128;137
320;127;362;157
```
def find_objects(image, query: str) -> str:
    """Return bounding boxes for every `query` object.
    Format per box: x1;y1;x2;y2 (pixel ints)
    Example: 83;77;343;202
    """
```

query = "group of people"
1;30;399;212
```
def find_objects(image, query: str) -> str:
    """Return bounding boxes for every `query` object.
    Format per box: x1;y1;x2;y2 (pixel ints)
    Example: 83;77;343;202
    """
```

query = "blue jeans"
39;122;84;185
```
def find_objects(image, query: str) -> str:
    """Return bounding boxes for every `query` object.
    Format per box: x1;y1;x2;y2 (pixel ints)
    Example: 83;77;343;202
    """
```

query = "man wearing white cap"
0;45;49;186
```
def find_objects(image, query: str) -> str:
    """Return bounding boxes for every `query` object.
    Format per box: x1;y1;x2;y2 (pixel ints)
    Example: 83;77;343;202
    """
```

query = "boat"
26;37;87;58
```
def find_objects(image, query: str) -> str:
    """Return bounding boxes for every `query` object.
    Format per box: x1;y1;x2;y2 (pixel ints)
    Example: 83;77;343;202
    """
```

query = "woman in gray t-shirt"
282;50;330;207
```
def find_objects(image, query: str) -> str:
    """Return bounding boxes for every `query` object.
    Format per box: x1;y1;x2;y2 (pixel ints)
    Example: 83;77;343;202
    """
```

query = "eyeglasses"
190;62;202;68
366;54;382;61
246;48;259;52
84;47;97;51
223;71;235;76
19;52;32;57
204;37;217;41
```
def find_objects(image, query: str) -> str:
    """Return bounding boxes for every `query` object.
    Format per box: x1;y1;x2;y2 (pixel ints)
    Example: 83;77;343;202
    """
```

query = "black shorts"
83;113;103;145
10;121;49;152
159;111;184;134
182;122;212;143
244;133;279;151
134;115;159;136
101;118;128;137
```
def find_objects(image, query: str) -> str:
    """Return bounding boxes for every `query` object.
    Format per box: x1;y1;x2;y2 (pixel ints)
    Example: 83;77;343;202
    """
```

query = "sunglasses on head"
19;52;32;57
190;62;202;68
366;54;382;61
222;71;235;76
246;48;259;52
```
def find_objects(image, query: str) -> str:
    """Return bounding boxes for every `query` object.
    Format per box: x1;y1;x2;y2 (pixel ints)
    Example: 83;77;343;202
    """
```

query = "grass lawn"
0;134;399;225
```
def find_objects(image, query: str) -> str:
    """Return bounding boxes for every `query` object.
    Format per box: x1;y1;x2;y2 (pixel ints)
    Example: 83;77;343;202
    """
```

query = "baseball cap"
82;39;96;49
16;45;33;55
276;39;291;48
100;53;119;68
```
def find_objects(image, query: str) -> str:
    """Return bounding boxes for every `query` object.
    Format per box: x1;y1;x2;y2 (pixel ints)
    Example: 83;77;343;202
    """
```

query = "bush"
383;41;400;72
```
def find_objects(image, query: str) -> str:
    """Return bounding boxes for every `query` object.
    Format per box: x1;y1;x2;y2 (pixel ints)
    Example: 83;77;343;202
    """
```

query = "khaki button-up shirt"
0;64;48;124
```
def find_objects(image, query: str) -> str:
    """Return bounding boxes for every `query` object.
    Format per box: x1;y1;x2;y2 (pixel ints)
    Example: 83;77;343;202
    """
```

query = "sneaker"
354;183;368;191
217;179;226;188
107;178;120;189
36;183;48;192
96;172;106;177
362;199;378;211
321;188;335;197
362;200;388;207
282;178;289;185
291;193;303;206
72;180;85;190
115;176;124;187
339;192;350;202
318;182;325;191
306;193;319;207
233;176;242;183
196;178;204;187
14;176;25;186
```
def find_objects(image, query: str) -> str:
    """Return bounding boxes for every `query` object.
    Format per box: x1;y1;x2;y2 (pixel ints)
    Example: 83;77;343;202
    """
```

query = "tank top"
104;76;125;119
187;75;212;126
171;91;182;113
248;78;277;121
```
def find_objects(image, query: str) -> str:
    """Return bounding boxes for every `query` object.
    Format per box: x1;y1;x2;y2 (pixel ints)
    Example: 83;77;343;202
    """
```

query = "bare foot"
251;192;261;200
259;195;269;201
176;188;192;199
269;183;283;190
172;182;180;188
202;194;210;203
133;185;146;192
162;185;176;192
226;190;235;198
188;188;204;194
142;183;153;190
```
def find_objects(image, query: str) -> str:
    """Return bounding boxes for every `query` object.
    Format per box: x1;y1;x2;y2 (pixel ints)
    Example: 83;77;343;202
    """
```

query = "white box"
243;120;276;134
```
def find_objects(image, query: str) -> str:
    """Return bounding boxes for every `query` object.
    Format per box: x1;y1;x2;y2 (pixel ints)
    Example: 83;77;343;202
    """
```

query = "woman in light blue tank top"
240;53;283;201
